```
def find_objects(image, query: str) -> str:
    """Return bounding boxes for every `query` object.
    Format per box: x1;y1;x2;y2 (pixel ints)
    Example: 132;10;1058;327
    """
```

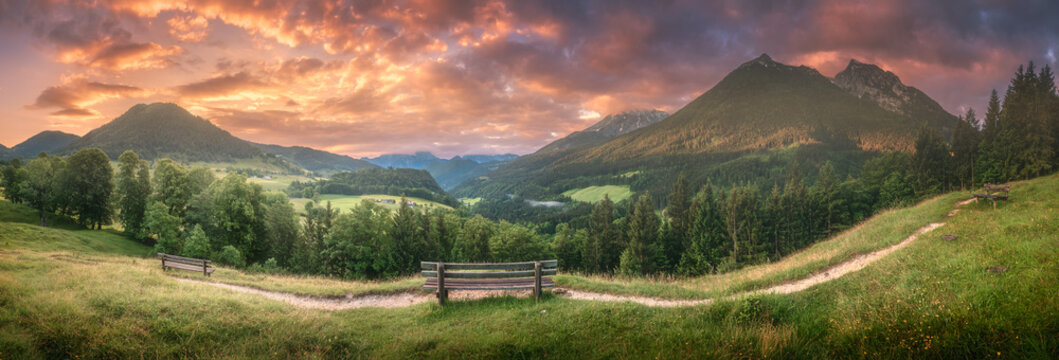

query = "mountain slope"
254;143;376;174
62;103;263;161
833;59;959;139
570;54;923;164
537;110;670;154
10;130;81;158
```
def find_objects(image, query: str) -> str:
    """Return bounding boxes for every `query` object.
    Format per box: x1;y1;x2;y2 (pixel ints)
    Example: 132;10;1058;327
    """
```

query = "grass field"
562;185;633;203
0;174;1055;358
246;174;315;192
289;194;454;214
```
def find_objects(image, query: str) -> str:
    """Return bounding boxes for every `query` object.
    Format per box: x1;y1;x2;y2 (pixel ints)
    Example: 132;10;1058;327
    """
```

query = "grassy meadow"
288;194;454;214
0;174;1055;358
562;185;634;203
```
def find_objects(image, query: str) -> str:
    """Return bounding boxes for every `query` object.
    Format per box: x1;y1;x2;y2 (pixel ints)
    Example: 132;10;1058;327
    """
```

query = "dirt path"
178;198;972;310
176;278;433;310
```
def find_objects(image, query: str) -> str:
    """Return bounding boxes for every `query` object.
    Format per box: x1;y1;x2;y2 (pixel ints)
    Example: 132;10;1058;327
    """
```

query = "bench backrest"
421;260;557;279
158;253;211;266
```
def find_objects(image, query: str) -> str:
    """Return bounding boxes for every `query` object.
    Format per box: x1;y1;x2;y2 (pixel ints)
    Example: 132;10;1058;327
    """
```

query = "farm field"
0;174;1055;358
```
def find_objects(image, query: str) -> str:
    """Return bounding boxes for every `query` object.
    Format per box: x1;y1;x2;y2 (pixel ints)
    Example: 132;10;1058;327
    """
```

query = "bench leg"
437;263;447;305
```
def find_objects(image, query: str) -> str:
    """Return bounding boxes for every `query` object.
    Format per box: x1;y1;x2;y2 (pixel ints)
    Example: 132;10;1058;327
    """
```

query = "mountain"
832;59;959;139
0;144;10;160
253;143;376;175
453;54;959;206
460;154;519;164
425;157;509;190
10;131;81;158
363;152;441;169
62;103;264;161
537;110;670;153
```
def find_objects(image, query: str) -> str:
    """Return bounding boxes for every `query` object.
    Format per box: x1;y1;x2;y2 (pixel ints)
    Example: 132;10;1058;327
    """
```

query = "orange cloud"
27;77;149;118
167;13;210;42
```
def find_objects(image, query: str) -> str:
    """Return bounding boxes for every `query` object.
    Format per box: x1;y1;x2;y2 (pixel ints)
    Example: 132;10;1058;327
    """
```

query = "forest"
0;62;1055;279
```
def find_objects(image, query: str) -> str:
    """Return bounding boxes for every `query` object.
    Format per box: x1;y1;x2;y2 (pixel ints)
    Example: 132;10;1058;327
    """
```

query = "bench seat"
424;277;554;291
164;261;216;274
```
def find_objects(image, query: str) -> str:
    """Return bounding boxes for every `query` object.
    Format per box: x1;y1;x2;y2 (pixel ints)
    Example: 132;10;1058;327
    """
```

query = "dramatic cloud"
1;0;1056;156
26;77;148;118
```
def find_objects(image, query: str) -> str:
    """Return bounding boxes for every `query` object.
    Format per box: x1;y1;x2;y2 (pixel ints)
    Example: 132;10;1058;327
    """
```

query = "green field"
562;185;633;203
289;194;454;214
0;174;1055;358
246;174;314;192
459;197;483;206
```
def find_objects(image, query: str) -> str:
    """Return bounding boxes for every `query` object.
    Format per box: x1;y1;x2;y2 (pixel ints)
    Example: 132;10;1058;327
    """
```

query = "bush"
181;225;210;259
215;245;245;267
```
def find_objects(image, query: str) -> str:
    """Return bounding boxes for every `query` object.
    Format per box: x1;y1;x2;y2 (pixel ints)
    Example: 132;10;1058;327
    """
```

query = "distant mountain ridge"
9;130;81;159
253;143;376;175
364;151;520;190
537;109;670;154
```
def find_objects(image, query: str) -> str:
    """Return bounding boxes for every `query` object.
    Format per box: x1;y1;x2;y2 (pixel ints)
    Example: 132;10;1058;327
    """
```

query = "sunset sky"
1;0;1056;158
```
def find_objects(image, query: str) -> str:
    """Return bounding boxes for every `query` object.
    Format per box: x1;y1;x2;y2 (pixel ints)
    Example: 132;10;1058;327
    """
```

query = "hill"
453;55;958;205
0;173;1053;358
62;103;264;161
253;143;376;175
537;109;670;154
287;167;460;207
8;130;80;159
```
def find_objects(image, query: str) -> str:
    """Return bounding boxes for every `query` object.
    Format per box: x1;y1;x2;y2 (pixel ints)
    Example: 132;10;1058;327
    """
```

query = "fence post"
437;263;447;305
534;261;542;301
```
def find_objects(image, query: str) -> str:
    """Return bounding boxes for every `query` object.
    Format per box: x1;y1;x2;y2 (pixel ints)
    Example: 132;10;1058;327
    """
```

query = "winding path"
180;198;974;309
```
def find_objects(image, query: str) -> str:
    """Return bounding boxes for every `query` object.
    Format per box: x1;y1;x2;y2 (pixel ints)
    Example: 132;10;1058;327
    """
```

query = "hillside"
0;174;1054;358
453;55;958;203
62;103;264;161
254;143;376;175
8;130;80;159
833;59;959;140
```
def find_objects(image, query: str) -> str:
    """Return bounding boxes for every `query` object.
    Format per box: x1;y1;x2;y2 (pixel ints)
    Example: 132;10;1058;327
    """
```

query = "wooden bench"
972;183;1011;209
158;253;214;276
421;260;557;305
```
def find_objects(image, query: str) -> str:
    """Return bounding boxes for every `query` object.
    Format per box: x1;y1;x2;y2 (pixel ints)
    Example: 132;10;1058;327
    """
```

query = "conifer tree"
583;195;619;273
618;192;660;275
663;174;690;270
679;182;729;275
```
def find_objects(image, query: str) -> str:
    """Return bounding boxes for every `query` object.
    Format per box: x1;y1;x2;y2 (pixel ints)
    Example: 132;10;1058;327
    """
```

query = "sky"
0;0;1056;158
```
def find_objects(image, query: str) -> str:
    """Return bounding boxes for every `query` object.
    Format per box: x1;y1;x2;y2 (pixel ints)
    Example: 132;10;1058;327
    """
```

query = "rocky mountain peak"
832;59;958;136
583;109;670;136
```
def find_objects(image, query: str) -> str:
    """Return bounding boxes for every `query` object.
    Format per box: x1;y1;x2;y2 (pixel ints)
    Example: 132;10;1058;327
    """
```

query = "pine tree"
952;108;982;189
678;182;729;275
978;89;1004;184
724;185;759;263
618;192;660;275
584;195;619;273
912;125;952;196
663;174;690;271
